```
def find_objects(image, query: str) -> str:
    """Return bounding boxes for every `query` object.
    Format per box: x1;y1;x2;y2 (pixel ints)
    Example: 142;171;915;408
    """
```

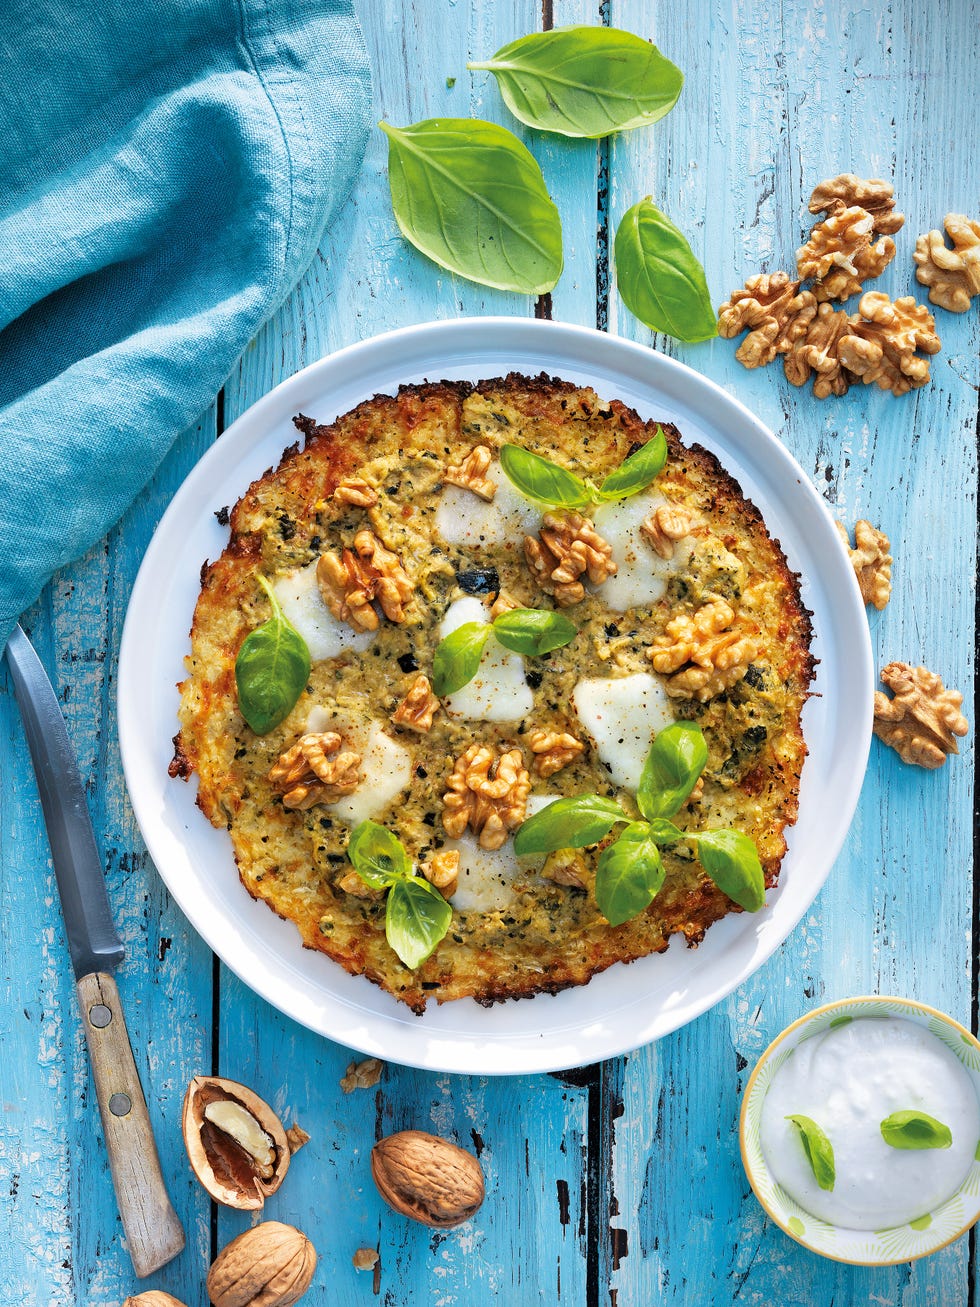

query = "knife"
5;624;185;1278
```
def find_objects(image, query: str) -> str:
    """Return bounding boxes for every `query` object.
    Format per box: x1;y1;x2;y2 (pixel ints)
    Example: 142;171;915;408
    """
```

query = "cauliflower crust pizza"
170;373;814;1013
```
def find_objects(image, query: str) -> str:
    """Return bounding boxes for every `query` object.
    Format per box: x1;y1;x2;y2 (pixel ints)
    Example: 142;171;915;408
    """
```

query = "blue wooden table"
2;2;978;1303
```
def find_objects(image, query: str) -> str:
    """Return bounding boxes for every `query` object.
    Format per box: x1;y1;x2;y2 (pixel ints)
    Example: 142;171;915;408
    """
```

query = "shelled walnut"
835;519;892;609
796;204;897;302
838;292;941;396
873;662;968;768
442;743;530;849
444;445;497;499
524;512;616;606
392;673;440;732
914;214;980;312
420;849;460;898
783;302;855;398
649;598;761;700
317;528;413;631
527;728;585;777
808;174;905;234
640;503;696;559
269;731;362;809
542;848;589;890
182;1076;308;1210
332;476;378;508
717;272;816;367
207;1221;316;1307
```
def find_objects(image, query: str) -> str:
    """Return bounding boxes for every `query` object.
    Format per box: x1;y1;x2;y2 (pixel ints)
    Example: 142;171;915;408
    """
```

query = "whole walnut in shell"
371;1130;485;1228
122;1294;188;1307
207;1221;316;1307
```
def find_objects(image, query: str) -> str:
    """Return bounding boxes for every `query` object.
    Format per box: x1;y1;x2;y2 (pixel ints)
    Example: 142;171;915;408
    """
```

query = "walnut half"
649;598;761;701
392;673;440;732
835;519;892;610
525;512;616;607
442;744;530;849
317;529;413;631
914;214;980;313
444;445;497;500
873;662;968;768
717;272;817;368
796;203;897;303
838;292;940;397
527;728;585;777
269;732;362;809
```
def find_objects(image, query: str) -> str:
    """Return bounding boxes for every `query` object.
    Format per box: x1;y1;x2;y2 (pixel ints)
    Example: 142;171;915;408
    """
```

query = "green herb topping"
431;607;578;697
880;1111;953;1151
499;429;667;510
347;820;452;969
234;575;311;735
785;1115;836;1191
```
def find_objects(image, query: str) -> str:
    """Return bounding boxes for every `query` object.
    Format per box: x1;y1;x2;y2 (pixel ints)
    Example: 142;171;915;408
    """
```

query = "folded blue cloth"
0;0;371;644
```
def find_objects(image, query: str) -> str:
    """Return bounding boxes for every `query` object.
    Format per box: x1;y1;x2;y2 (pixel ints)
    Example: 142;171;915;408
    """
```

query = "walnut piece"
640;503;696;559
838;292;941;397
914;214;980;313
269;732;362;810
717;272;817;368
444;445;497;500
489;589;520;619
528;728;585;778
337;869;382;900
873;662;968;769
835;520;892;610
797;203;897;302
808;174;905;235
783;301;856;398
542;848;589;890
525;512;617;607
442;744;530;850
317;529;413;631
392;673;439;732
340;1058;384;1093
353;1248;379;1272
420;849;460;899
332;476;378;508
649;598;761;700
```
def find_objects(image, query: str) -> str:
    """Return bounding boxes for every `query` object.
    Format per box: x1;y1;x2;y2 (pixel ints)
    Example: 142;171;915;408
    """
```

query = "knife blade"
5;624;185;1278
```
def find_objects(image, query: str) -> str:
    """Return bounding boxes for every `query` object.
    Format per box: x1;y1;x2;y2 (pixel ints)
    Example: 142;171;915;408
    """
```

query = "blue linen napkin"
0;0;371;644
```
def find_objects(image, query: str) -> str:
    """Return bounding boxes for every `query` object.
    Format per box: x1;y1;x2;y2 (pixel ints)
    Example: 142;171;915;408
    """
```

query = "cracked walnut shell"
317;529;413;631
183;1076;307;1211
808;174;905;235
371;1130;485;1228
525;511;617;607
838;292;941;396
873;662;968;768
717;272;817;367
796;203;897;302
340;1057;384;1092
269;732;362;809
835;520;892;609
442;743;530;849
207;1221;316;1307
914;214;980;313
649;598;761;700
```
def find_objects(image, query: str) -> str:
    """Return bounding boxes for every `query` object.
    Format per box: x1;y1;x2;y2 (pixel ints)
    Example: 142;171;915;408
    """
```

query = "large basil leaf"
347;820;412;889
696;829;765;912
469;27;683;139
636;722;708;821
594;822;665;926
880;1111;953;1151
785;1115;835;1191
379;118;563;294
513;794;625;855
432;621;491;696
595;427;668;501
385;877;453;970
499;444;594;508
614;198;717;343
235;575;311;735
492;608;578;656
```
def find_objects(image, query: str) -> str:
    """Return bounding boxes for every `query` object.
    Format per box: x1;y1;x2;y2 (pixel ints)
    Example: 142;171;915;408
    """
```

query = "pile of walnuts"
719;174;978;398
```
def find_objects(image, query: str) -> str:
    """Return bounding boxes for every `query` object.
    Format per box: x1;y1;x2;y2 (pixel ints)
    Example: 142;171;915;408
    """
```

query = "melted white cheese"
272;563;376;662
572;673;674;789
443;795;557;912
435;460;540;546
440;597;533;724
591;492;694;612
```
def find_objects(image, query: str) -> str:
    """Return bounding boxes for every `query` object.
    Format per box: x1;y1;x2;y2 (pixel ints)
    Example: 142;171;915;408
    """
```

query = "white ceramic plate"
118;317;873;1076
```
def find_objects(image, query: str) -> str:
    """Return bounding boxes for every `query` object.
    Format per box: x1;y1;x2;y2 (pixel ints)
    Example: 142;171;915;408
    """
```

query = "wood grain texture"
0;1;976;1304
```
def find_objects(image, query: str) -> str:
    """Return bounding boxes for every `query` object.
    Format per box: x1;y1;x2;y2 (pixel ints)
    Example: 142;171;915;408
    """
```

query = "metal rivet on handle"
89;1005;112;1028
108;1093;132;1117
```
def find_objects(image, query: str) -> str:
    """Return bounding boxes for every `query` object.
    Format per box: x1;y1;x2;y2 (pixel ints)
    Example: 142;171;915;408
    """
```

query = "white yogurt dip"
760;1016;980;1230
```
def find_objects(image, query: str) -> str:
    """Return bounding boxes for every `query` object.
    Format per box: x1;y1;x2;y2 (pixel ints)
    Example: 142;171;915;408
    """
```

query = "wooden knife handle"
77;972;185;1277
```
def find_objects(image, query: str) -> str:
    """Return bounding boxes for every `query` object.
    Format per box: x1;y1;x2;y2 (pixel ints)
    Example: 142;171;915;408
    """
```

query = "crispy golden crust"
172;373;814;1013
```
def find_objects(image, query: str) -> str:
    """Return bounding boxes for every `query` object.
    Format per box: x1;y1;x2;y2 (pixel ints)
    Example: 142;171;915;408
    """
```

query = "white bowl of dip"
740;997;980;1265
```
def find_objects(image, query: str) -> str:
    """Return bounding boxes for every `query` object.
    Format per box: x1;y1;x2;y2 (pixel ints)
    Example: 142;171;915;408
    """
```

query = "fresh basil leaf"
595;427;668;501
785;1115;835;1191
513;794;625;856
235;574;311;735
379;118;563;294
646;818;684;846
636;722;708;821
385;877;453;970
880;1111;953;1151
468;27;683;139
492;608;578;656
432;621;491;696
499;444;594;508
695;829;766;912
594;822;665;926
347;820;412;888
614;198;718;343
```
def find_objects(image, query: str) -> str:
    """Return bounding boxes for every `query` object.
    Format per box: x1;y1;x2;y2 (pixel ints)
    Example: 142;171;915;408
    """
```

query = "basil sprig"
785;1115;836;1192
499;429;667;510
512;722;766;926
880;1111;953;1151
432;607;578;697
468;27;683;140
235;575;311;735
347;820;452;970
615;198;717;344
379;118;563;295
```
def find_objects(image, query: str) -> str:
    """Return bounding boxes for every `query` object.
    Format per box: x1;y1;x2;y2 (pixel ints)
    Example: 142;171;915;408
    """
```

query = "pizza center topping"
527;728;585;778
524;511;617;607
391;673;440;733
640;503;697;560
442;743;531;850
